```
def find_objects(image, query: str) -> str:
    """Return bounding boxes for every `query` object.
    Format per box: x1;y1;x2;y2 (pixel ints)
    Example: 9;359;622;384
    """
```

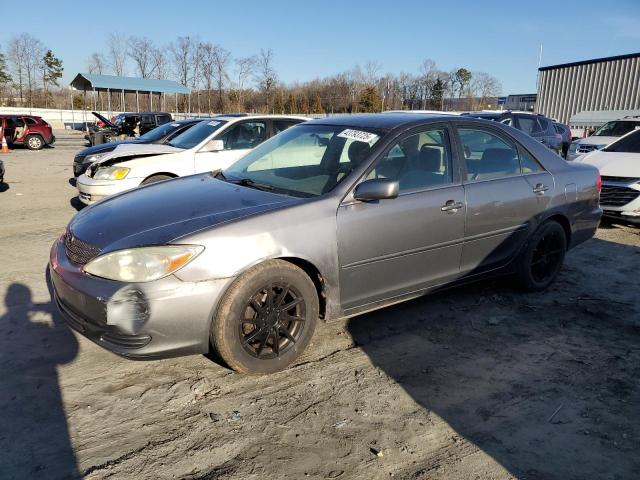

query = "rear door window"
458;128;521;181
220;121;267;150
156;115;171;125
516;116;542;135
273;120;301;135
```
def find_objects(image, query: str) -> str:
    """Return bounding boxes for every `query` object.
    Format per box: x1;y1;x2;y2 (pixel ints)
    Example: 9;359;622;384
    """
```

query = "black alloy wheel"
240;283;306;359
516;220;567;292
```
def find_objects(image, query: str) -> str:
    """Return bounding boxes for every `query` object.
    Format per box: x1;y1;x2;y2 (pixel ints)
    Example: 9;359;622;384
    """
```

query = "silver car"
49;114;602;374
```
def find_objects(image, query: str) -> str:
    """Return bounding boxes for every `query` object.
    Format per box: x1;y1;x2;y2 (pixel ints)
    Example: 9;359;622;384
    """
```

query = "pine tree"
311;93;324;114
358;86;382;112
42;50;63;108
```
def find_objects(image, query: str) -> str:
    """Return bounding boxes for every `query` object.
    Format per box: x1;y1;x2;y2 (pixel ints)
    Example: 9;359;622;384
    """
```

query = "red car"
0;115;55;150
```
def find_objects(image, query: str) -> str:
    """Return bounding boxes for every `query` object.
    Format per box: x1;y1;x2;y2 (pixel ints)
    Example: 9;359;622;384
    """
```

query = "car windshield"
138;122;185;142
593;120;640;137
168;120;227;149
224;124;383;197
603;129;640;153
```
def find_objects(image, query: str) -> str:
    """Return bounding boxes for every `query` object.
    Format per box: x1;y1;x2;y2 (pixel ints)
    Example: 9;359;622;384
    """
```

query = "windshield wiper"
234;177;275;192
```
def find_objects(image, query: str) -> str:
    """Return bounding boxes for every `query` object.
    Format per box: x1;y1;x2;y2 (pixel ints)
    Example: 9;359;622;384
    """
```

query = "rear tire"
141;174;173;185
516;220;567;292
210;260;319;375
26;134;44;150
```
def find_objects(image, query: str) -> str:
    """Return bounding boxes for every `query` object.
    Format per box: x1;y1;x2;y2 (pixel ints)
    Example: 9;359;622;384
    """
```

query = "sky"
2;0;639;95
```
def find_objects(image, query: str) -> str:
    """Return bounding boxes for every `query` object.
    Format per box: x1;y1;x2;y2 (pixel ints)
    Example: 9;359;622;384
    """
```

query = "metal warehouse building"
536;52;640;124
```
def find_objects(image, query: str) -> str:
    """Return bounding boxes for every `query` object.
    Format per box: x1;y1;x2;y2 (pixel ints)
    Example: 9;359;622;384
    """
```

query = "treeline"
0;33;502;113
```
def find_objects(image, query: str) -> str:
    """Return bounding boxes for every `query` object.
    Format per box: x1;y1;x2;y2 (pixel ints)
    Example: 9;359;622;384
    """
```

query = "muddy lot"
0;141;639;480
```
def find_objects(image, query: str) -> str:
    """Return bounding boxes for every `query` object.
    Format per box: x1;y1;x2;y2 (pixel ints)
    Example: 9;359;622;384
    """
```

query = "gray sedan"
49;114;602;374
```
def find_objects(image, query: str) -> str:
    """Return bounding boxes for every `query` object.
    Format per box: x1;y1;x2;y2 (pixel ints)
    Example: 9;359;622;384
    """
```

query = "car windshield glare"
138;122;182;142
168;120;227;149
603;129;640;153
594;121;640;137
223;124;383;197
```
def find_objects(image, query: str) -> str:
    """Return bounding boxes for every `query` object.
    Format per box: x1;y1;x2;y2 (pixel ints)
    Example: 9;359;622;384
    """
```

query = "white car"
77;115;308;205
567;117;640;161
577;128;640;224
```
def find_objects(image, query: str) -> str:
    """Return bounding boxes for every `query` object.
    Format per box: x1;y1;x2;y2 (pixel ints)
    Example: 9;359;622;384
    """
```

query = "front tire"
516;220;567;292
26;134;44;150
211;260;319;375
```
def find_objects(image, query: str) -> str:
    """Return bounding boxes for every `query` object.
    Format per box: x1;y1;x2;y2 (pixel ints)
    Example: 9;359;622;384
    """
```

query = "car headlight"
93;166;130;180
86;153;107;163
83;245;204;282
569;142;578;153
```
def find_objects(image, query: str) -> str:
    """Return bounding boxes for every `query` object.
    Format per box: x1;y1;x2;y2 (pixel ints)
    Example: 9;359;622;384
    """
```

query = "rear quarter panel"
505;125;601;247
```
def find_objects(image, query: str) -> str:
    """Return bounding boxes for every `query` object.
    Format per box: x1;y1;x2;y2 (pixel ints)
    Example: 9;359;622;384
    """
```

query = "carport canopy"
569;109;640;127
70;73;190;95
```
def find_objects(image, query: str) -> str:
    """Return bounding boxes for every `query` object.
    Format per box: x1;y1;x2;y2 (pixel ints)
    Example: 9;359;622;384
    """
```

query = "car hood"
75;140;145;161
577;150;640;177
91;111;116;128
576;136;618;147
92;143;184;167
69;173;299;251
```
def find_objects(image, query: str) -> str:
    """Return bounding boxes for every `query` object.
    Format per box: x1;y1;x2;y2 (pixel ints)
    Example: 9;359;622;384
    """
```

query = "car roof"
213;114;309;124
304;113;460;131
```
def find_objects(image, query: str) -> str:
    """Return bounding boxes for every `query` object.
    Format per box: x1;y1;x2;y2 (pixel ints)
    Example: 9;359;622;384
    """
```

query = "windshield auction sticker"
207;121;221;127
337;129;379;145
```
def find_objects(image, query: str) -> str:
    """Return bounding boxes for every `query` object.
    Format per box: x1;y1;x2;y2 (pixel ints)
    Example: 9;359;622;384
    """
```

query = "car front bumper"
76;174;141;205
600;182;640;225
48;236;230;359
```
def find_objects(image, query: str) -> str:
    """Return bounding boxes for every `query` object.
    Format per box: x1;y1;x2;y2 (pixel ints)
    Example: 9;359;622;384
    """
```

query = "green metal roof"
70;73;190;94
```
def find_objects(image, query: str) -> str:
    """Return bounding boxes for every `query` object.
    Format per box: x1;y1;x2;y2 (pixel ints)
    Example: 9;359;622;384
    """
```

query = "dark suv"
463;111;562;155
85;111;173;146
73;119;206;177
0;115;55;150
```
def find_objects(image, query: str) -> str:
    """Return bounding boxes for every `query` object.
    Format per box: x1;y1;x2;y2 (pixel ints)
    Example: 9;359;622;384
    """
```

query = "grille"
65;232;101;265
601;176;640;183
600;184;640;207
577;144;599;153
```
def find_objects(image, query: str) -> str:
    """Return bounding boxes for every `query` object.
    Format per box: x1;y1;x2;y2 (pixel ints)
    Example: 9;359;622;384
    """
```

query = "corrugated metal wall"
536;55;640;124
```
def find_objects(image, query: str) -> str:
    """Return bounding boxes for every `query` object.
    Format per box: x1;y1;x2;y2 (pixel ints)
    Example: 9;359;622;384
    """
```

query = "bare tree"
471;72;502;109
152;47;169;80
86;52;106;74
108;33;127;76
255;48;277;111
7;34;45;108
128;36;157;78
232;56;255;110
211;46;230;112
364;60;382;85
190;41;205;112
169;37;194;111
7;37;26;104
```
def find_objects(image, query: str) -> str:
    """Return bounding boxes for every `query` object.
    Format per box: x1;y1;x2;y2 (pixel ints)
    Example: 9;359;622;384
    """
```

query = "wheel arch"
142;172;179;183
544;213;572;246
277;257;327;320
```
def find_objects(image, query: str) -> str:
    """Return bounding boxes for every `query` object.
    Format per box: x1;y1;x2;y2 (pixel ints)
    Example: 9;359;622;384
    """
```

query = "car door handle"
533;183;549;195
441;200;464;213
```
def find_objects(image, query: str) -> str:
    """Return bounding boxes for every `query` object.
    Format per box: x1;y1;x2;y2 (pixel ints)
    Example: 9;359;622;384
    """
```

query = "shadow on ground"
0;271;80;479
347;237;640;480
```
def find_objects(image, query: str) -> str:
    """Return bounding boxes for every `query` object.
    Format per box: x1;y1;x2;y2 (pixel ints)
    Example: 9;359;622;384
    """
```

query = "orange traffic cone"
0;134;9;154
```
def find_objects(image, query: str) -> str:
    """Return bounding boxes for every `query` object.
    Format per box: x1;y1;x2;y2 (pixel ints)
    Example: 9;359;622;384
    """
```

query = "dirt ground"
0;138;639;480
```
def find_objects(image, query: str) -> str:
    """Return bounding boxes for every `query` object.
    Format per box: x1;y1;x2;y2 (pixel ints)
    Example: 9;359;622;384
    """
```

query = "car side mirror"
353;178;399;202
200;139;224;153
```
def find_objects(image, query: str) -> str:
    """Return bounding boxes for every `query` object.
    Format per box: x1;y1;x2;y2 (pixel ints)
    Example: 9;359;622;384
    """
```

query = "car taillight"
596;173;601;193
